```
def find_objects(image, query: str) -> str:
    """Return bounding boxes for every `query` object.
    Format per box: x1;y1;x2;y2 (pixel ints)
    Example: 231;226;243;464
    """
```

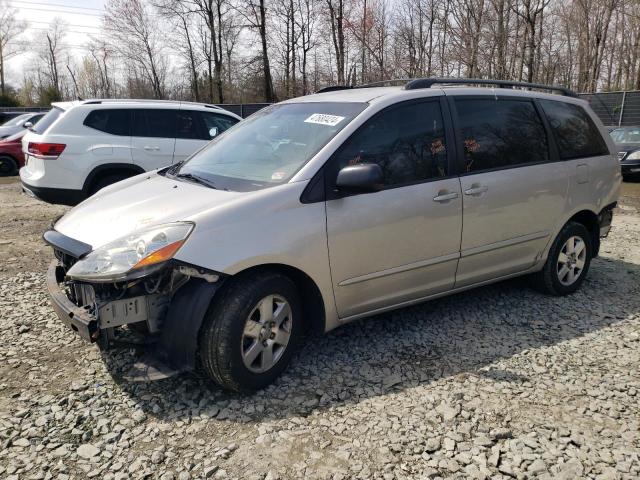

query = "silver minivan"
44;79;621;391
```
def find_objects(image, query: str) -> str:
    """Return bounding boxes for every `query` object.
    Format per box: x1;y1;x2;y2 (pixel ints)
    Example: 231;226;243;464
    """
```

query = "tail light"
28;142;66;159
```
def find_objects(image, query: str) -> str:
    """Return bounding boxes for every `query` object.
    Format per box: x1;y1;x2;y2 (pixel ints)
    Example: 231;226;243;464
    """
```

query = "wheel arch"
229;263;327;335
565;208;600;256
82;163;145;195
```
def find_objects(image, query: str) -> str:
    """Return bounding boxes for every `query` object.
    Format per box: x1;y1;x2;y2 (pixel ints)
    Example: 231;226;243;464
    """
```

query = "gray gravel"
1;181;639;479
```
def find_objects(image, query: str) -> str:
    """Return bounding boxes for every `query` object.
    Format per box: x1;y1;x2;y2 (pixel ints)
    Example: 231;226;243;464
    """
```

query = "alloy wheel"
241;294;292;373
557;236;587;286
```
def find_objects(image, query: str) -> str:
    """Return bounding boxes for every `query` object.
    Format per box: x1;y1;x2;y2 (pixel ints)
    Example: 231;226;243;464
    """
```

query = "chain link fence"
578;91;640;127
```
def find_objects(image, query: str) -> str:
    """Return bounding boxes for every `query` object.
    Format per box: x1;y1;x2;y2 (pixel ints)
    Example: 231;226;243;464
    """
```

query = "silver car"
43;79;621;391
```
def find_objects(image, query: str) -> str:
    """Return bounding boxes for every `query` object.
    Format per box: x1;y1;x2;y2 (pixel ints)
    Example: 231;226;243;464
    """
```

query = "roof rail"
315;85;352;93
404;77;577;97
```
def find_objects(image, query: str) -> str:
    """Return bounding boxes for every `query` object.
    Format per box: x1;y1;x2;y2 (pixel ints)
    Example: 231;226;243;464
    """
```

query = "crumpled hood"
54;172;244;249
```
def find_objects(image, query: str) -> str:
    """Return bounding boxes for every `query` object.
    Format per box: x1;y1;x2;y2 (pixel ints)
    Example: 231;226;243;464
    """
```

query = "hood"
54;172;244;249
0;126;20;138
615;143;640;153
0;130;26;144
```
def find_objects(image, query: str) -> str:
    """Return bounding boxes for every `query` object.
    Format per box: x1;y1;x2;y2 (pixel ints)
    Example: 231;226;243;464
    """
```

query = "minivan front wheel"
199;272;301;391
531;221;593;295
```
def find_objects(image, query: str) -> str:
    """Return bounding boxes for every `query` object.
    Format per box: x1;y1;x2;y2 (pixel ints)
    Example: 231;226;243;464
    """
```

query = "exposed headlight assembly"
625;150;640;161
66;222;194;282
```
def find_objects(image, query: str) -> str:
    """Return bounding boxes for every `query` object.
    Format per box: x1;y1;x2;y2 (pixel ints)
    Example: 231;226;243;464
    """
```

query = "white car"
19;100;241;205
0;112;45;139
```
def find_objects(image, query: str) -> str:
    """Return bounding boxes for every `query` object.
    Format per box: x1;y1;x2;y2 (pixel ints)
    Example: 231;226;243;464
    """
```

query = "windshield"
175;102;367;191
610;127;640;144
31;108;60;134
1;114;30;127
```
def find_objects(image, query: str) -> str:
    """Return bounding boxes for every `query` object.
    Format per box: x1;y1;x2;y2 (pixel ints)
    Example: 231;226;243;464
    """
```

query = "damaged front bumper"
45;234;223;380
47;261;99;342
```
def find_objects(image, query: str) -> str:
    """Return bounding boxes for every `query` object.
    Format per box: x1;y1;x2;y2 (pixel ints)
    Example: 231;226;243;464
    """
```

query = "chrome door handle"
143;146;160;151
433;192;459;202
464;185;488;196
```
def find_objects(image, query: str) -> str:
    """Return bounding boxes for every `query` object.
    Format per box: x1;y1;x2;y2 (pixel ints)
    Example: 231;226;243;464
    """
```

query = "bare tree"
0;0;25;97
104;0;167;98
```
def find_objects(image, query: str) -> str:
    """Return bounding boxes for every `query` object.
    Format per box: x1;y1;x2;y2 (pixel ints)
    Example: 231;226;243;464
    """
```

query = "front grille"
618;151;627;161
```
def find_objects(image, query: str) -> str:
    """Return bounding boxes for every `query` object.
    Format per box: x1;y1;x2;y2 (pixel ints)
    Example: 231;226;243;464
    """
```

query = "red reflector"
28;142;66;159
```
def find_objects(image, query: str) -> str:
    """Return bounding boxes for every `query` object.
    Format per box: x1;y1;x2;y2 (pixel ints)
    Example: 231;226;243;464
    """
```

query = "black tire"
199;272;302;392
89;173;132;196
0;155;18;176
530;221;593;296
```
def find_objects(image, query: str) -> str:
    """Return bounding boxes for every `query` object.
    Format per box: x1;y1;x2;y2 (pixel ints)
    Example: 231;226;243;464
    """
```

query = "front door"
451;96;568;287
131;109;177;170
325;98;463;318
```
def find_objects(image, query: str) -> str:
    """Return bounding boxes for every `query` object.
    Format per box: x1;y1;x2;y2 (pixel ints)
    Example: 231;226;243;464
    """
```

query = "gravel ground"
1;177;639;480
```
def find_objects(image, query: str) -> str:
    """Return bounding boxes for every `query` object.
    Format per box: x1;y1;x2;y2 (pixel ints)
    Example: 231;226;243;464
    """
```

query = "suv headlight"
66;222;194;282
626;150;640;160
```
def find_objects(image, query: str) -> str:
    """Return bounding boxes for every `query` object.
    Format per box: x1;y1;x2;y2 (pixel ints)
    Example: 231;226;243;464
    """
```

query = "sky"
6;0;107;86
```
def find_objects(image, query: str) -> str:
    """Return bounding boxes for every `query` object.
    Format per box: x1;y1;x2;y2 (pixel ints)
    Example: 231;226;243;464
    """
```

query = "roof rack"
80;99;222;108
316;77;577;97
404;77;577;97
315;85;352;93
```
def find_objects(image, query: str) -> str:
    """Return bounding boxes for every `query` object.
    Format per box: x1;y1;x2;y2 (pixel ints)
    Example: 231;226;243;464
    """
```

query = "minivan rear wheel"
531;221;593;296
199;272;301;391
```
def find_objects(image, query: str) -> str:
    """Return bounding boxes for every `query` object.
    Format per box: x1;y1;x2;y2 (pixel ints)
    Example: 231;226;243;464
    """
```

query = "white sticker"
304;113;345;127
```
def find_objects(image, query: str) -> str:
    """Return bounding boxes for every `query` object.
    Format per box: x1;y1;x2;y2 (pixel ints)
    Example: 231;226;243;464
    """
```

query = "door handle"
143;146;160;151
433;192;459;203
463;185;488;196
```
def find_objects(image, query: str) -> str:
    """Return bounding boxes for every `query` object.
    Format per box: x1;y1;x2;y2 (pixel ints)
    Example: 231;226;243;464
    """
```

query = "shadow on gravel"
101;255;640;423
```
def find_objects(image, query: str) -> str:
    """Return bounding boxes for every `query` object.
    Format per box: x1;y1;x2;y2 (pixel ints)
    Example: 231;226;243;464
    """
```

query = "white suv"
19;100;241;205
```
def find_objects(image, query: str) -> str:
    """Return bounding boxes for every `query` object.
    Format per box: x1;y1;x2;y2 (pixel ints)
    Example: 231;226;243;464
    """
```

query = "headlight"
626;150;640;160
66;222;194;282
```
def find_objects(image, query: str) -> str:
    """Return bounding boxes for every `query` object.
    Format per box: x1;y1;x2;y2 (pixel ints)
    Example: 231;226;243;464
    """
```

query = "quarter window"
455;98;549;173
83;109;131;136
330;100;448;188
201;112;238;139
539;100;609;159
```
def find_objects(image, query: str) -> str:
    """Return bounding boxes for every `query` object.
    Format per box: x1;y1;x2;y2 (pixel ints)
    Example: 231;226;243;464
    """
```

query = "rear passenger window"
132;110;176;138
455;99;548;173
539;100;608;159
84;109;131;136
331;100;448;187
176;111;202;139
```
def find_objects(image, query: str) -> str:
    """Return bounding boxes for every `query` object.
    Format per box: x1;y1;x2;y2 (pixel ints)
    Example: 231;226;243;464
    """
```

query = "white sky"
6;0;106;86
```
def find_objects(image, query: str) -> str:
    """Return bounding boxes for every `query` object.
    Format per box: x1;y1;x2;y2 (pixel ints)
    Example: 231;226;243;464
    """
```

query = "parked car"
0;130;28;176
19;100;242;205
609;126;640;179
0;112;45;139
43;79;620;391
0;111;22;125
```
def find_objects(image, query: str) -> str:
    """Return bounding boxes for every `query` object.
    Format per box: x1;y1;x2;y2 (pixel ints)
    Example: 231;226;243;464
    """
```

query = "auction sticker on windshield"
304;113;345;127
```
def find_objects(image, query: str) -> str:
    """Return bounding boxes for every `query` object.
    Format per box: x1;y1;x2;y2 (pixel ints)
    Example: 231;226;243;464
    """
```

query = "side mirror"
335;163;384;194
23;121;34;129
209;127;219;138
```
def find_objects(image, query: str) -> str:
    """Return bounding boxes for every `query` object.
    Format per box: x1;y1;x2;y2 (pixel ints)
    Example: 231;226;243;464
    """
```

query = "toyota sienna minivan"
43;78;621;391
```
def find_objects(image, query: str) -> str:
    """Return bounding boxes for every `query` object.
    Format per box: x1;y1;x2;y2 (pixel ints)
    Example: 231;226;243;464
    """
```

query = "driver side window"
330;100;448;188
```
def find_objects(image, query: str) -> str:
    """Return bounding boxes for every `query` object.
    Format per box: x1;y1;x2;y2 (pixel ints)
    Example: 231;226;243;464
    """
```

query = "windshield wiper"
175;172;217;189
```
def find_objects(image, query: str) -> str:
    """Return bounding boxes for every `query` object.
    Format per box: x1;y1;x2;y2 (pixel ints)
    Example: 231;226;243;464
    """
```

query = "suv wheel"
199;272;301;391
89;173;132;196
0;156;18;176
531;221;593;295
